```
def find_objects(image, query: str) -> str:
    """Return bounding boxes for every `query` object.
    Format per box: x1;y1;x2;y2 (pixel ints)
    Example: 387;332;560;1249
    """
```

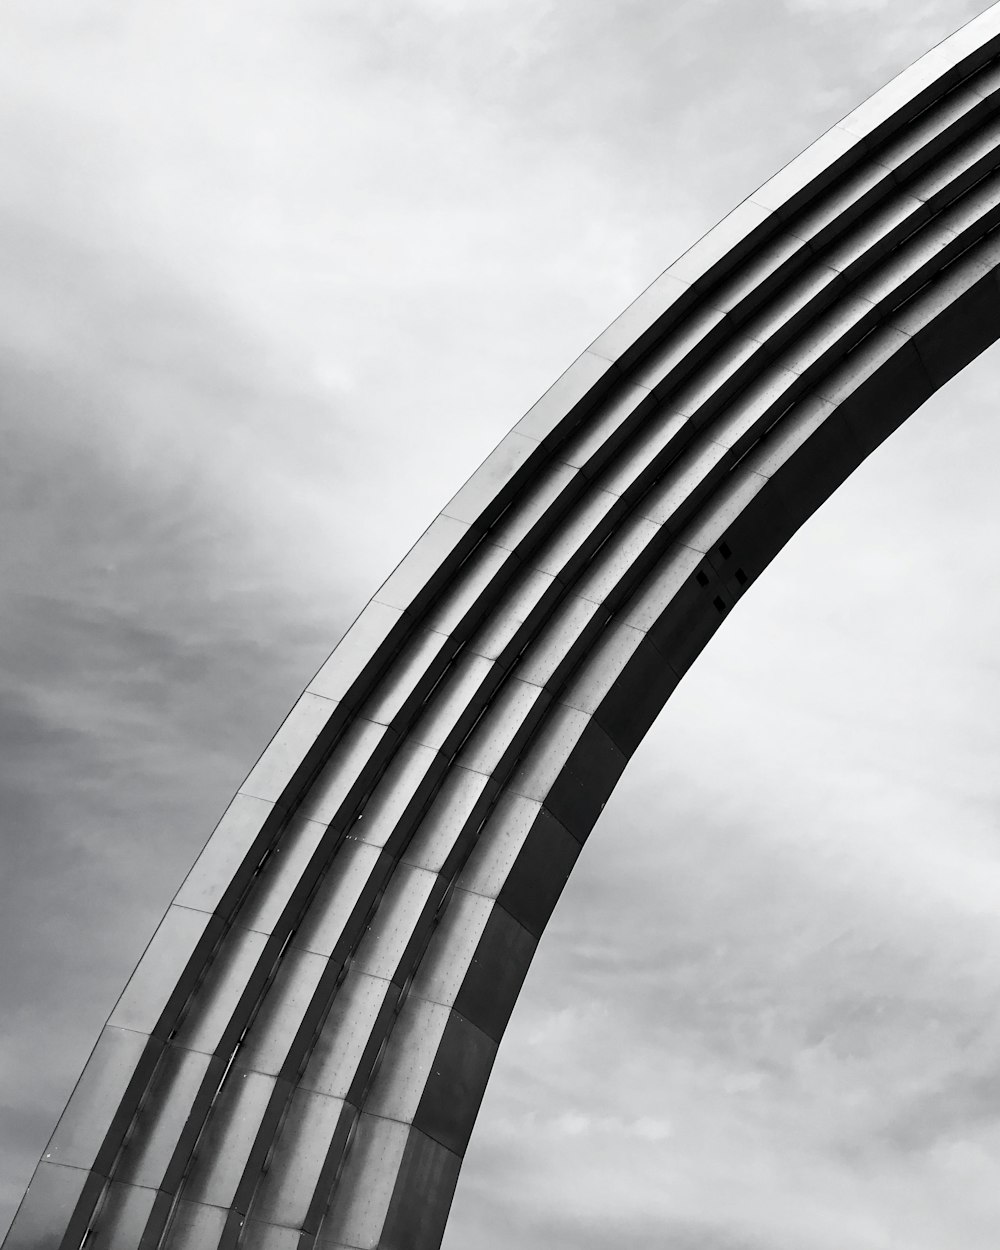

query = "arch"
9;6;1000;1248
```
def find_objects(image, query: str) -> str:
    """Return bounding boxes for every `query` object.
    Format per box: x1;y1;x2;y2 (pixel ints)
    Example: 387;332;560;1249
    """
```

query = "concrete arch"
9;5;1000;1248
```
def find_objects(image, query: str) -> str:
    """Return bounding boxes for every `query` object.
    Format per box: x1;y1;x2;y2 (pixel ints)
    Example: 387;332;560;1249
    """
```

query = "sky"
2;2;1000;1247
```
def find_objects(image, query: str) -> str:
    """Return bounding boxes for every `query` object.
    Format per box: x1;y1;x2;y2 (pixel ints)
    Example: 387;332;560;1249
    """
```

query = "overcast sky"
3;2;1000;1247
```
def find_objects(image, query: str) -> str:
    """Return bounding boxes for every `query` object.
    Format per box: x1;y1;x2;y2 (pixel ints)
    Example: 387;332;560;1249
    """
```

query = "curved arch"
9;6;1000;1248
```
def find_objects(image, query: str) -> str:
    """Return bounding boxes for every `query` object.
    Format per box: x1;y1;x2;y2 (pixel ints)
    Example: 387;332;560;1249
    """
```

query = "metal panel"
174;927;269;1056
44;1026;159;1174
413;1011;498;1156
622;542;703;631
350;865;440;984
236;815;329;938
307;600;408;707
556;379;655;472
679;469;771;556
511;348;615;446
400;766;496;875
786;160;890;252
666;197;774;289
3;1162;101;1250
454;679;551;781
635;555;730;678
292;838;385;958
514;595;609;691
837;45;959;141
827;330;934;456
664;329;762;420
365;998;452;1128
779;295;877;385
824;195;931;280
616;299;725;397
464;566;556;660
316;1113;411;1250
506;703;592;805
295;719;397;830
234;947;329;1077
88;1181;158;1250
181;1070;279;1209
709;229;806;317
240;693;344;808
635;437;729;530
351;740;443;852
752;125;858;213
408;890;495;1011
421;540;517;638
162;1199;229;1250
374;514;475;617
174;794;280;919
879;72;992;181
586;269;689;371
573;513;662;608
741;391;837;481
488;462;580;554
240;1221;307;1250
109;905;222;1039
597;407;688;498
509;710;626;842
561;617;663;714
452;904;538;1044
763;404;862;534
460;801;581;939
299;970;399;1101
356;626;453;728
529;486;622;581
114;1045;218;1189
250;1088;347;1230
892;259;1000;387
441;430;541;530
458;793;546;900
379;1128;462;1250
407;652;498;755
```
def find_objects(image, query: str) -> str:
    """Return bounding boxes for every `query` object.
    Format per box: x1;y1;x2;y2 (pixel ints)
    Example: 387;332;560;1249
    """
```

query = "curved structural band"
9;6;1000;1248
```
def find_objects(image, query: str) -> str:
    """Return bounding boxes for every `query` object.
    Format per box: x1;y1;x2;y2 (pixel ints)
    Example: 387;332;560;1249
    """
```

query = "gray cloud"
0;219;352;1220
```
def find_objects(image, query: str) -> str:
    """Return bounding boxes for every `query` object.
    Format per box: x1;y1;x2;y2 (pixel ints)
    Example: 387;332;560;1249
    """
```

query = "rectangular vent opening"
719;541;731;559
735;568;748;586
696;570;709;587
713;596;726;614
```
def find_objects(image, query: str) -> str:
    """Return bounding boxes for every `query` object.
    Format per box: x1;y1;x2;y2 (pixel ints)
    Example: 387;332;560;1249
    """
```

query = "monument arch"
8;5;1000;1247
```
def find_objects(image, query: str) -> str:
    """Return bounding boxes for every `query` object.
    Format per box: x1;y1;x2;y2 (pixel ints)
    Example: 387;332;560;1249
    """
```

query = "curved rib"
8;6;1000;1249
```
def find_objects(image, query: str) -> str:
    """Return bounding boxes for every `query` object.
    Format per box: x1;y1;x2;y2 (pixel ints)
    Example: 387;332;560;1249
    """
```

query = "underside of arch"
10;6;1000;1249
